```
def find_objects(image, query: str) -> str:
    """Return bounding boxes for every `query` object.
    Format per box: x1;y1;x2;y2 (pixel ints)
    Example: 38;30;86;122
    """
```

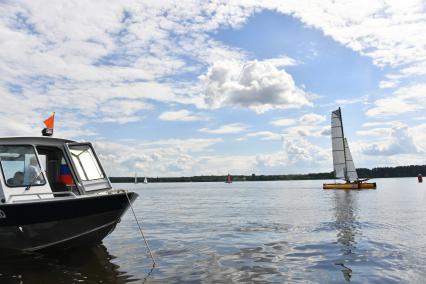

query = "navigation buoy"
418;174;423;183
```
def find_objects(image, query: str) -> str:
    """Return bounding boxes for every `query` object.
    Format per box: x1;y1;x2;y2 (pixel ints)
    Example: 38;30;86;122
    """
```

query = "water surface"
1;178;426;283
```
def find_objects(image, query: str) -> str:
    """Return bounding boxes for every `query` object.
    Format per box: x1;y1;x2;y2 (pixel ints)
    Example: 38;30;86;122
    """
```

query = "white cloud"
361;121;403;128
379;80;398;89
199;123;248;134
201;60;313;113
2;0;425;133
245;131;282;141
299;113;326;125
356;127;391;139
264;56;298;67
335;95;367;106
94;137;224;176
411;123;426;153
285;125;330;138
366;84;426;117
270;118;297;127
361;124;419;155
0;0;254;134
98;99;152;124
93;138;266;176
2;0;426;176
281;136;330;170
159;109;205;122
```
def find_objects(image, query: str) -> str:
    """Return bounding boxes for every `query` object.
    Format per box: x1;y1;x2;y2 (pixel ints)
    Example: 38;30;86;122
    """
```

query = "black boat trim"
25;220;117;251
0;192;137;226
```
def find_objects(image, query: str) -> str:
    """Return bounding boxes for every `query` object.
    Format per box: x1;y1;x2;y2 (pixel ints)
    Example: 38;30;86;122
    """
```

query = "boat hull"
323;182;376;190
0;192;137;251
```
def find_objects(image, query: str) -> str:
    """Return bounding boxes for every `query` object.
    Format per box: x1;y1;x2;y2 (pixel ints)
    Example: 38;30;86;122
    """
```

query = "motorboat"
0;136;138;251
323;107;376;190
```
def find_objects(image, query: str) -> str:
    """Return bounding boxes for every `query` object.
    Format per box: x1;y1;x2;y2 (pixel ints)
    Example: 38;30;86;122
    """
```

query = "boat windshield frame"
0;144;47;188
64;142;112;193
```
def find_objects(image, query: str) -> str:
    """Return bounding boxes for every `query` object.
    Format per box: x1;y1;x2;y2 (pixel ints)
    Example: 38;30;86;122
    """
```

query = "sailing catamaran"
323;107;376;190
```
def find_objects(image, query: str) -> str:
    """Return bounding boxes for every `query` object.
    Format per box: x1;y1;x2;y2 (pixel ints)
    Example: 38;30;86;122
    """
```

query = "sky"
1;0;426;177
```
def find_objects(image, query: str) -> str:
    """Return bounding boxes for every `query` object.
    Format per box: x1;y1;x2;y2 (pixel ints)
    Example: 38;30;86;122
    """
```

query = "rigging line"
125;191;156;269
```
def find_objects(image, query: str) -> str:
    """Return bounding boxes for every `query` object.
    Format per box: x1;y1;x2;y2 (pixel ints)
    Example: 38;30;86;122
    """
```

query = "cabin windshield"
68;144;105;181
0;145;46;187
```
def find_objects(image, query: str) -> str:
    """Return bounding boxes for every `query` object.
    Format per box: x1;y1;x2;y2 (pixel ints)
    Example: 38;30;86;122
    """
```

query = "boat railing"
7;192;77;203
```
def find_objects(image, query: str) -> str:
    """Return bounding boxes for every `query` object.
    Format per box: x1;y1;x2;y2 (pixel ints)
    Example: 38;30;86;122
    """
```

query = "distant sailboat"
143;177;148;184
134;171;138;184
323;107;376;190
225;173;232;184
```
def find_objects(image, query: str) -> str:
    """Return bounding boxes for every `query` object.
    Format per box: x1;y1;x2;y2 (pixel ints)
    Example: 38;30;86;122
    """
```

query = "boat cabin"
0;137;112;203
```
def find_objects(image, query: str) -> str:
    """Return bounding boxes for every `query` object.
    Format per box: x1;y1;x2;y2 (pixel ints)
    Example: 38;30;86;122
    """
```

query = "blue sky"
1;1;426;177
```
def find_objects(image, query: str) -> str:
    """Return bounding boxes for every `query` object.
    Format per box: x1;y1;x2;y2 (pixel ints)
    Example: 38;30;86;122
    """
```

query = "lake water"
1;178;426;283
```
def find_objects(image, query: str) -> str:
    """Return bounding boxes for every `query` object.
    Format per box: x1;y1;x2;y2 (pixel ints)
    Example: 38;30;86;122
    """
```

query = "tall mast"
339;107;349;182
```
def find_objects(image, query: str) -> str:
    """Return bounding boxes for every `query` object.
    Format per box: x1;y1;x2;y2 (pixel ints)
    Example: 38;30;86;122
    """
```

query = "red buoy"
418;174;423;183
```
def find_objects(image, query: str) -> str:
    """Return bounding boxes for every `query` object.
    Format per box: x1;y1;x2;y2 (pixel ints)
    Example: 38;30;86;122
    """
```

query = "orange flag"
43;113;55;129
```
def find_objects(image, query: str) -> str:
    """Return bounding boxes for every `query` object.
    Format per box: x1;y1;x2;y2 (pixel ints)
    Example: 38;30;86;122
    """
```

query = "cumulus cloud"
245;131;282;141
93;138;264;176
270;118;297;127
361;125;419;156
264;55;298;67
2;0;426;175
199;123;248;134
98;99;152;124
411;123;426;153
94;137;224;176
361;121;403;128
254;136;331;174
201;60;313;113
2;0;425;131
299;113;326;125
0;0;255;135
282;118;329;138
159;109;205;122
366;84;426;117
285;138;324;162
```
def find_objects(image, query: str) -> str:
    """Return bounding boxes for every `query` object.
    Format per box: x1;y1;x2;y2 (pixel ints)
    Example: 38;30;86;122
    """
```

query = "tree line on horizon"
109;164;426;183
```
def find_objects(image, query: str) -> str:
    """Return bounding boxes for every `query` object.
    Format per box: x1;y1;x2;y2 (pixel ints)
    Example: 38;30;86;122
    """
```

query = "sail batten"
331;108;358;181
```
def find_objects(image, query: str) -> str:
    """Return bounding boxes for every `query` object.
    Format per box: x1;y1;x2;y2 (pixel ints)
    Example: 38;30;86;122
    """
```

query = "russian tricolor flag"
59;163;74;185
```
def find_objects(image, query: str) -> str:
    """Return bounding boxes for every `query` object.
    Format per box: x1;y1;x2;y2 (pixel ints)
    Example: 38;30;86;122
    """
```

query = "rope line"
125;191;156;268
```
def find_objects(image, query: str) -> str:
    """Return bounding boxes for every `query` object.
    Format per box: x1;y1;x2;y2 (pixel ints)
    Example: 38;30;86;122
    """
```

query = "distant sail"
331;108;358;182
143;177;148;184
226;174;232;183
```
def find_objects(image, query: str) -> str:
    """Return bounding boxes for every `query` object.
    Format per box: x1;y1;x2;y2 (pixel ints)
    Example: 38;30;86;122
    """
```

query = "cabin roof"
0;137;76;147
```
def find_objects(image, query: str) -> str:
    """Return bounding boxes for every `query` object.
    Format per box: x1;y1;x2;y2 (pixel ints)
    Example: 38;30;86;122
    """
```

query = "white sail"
344;138;358;180
331;108;358;181
331;109;346;179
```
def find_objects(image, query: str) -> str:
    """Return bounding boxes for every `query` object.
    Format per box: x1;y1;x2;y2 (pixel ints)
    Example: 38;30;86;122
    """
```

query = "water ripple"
2;179;426;283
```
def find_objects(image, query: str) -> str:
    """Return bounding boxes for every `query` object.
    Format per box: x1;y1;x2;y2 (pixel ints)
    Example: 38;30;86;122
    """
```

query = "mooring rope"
125;191;156;268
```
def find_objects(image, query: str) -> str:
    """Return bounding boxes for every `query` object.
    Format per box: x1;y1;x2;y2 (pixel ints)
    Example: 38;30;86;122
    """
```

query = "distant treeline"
109;164;426;183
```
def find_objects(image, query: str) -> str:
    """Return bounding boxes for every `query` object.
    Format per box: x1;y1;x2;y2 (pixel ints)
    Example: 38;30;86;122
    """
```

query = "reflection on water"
333;190;358;282
1;179;426;283
0;245;139;283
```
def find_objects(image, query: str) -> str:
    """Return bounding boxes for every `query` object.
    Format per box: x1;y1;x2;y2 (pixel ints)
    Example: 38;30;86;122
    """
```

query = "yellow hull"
323;182;376;190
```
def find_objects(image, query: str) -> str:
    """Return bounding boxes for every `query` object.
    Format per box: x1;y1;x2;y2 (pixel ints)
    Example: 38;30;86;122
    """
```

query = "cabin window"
68;145;104;181
0;145;46;187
